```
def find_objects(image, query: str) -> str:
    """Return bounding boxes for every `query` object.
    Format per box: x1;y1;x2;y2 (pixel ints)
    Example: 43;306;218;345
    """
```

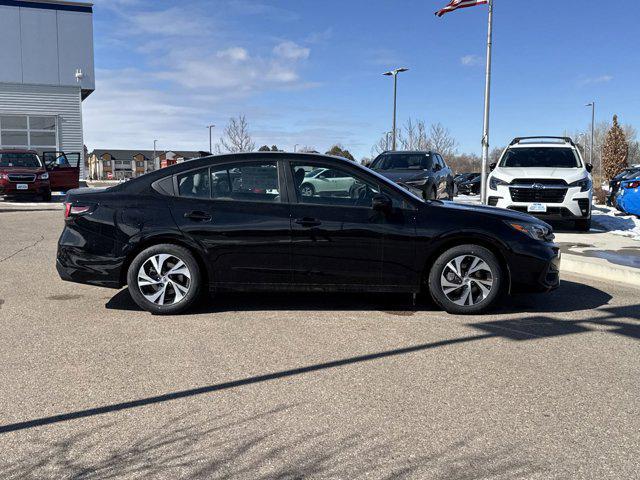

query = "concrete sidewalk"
556;227;640;287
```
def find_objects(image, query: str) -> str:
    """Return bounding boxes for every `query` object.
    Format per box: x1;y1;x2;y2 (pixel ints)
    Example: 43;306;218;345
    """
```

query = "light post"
206;124;215;154
294;144;299;153
585;102;595;167
153;139;158;170
383;67;408;151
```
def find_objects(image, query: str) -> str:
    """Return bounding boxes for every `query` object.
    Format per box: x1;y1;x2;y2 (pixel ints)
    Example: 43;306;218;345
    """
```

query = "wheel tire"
423;186;437;201
41;190;52;202
300;183;315;197
127;244;202;315
575;218;591;232
428;244;503;315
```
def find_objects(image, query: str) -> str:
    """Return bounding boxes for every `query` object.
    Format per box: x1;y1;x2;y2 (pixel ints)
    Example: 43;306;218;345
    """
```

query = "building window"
136;161;144;167
0;115;58;152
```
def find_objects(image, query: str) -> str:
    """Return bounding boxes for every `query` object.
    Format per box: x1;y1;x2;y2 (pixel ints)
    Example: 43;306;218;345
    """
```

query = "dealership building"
0;0;94;178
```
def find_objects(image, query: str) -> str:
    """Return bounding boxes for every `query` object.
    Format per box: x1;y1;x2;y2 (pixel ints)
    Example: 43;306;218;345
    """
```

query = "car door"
287;158;416;290
169;159;293;287
43;152;80;191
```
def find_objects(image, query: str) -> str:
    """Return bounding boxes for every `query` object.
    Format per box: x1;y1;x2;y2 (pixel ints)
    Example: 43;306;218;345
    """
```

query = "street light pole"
207;124;215;154
383;67;408;151
153;139;158;170
585;102;595;167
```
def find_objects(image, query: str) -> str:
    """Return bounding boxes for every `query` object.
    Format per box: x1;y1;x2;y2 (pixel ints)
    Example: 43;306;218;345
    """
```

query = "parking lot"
0;208;638;479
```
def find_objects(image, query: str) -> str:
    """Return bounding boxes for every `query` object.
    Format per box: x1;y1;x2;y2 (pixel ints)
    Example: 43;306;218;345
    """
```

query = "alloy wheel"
440;254;494;306
137;254;191;306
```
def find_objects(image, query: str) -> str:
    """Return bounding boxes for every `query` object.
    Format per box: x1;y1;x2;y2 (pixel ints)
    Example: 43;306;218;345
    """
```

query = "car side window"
291;162;380;208
210;161;280;203
177;167;211;199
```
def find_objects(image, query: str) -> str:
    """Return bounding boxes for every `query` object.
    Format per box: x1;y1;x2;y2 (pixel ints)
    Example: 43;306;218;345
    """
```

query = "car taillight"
64;202;93;218
627;181;640;189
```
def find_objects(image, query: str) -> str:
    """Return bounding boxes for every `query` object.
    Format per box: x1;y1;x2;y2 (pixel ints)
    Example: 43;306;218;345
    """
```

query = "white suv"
487;137;593;231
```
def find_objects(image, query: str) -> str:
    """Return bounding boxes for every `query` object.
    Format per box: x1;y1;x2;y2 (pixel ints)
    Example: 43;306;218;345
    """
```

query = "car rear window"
500;147;580;168
371;154;432;171
0;152;42;168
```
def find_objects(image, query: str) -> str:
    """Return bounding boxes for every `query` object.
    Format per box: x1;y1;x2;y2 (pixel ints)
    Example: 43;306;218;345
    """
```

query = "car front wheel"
428;244;503;314
127;244;201;315
575;218;591;232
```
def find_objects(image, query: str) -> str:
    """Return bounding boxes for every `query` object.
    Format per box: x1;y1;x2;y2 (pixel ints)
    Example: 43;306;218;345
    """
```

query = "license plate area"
16;184;29;190
528;203;547;213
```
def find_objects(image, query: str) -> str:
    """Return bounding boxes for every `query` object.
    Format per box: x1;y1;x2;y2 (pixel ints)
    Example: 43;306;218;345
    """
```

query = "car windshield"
371;153;432;171
500;147;580;168
0;152;42;168
305;168;325;178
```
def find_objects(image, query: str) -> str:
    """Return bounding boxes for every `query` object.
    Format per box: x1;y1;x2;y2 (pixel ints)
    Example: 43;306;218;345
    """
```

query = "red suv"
0;150;80;202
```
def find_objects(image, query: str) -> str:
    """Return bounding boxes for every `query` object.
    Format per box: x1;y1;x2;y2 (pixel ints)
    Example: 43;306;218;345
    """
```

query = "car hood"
0;166;45;174
432;200;550;227
491;167;588;183
375;170;428;183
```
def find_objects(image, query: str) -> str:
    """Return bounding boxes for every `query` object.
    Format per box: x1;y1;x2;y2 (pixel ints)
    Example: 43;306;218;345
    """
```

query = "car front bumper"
508;241;561;293
0;180;50;196
487;185;592;220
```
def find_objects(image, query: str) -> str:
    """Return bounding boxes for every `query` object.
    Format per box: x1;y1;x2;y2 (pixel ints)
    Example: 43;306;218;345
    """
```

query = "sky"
84;0;640;160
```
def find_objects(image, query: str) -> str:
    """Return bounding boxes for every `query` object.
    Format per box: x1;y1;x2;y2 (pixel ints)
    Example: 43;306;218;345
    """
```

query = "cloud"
217;47;249;62
273;41;310;60
578;75;614;86
460;54;484;67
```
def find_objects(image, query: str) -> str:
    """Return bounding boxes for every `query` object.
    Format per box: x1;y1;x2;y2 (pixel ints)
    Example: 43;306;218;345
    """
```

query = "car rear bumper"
57;226;124;288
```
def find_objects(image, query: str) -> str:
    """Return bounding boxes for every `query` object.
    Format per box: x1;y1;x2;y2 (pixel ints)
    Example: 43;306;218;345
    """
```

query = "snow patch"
592;205;640;242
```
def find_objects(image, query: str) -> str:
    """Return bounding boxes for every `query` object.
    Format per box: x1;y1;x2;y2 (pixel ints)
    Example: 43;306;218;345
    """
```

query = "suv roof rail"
509;136;575;147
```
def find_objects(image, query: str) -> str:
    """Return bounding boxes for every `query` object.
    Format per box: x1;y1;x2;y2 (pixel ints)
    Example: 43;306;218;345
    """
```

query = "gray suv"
369;151;454;200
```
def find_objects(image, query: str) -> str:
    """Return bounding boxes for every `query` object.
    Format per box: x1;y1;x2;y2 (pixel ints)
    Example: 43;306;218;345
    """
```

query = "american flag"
435;0;488;17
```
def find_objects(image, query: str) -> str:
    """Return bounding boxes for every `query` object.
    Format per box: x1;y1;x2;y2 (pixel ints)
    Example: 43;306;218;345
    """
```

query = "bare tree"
216;115;255;153
428;122;457;157
398;118;430;151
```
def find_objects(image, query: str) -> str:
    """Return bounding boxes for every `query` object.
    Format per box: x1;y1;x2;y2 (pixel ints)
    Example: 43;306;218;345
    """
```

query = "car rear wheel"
300;183;315;197
428;244;503;315
127;244;201;315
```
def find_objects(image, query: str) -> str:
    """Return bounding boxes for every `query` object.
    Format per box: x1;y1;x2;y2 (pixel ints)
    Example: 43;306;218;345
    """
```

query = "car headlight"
38;172;49;180
0;173;8;180
489;176;509;190
569;177;592;192
506;222;554;241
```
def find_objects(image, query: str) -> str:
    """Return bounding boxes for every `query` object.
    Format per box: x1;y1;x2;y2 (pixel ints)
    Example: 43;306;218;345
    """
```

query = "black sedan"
57;153;560;315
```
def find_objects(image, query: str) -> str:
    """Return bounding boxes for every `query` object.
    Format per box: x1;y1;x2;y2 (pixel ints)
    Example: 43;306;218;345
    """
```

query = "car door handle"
295;217;322;228
184;210;212;222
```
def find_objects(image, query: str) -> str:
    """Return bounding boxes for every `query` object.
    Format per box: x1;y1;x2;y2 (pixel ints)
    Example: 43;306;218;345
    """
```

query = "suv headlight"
506;222;554;241
38;172;49;180
0;173;8;180
569;177;592;192
489;177;509;190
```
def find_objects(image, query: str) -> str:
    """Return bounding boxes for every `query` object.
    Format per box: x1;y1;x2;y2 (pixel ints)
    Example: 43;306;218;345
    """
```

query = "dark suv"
57;152;560;316
369;151;454;200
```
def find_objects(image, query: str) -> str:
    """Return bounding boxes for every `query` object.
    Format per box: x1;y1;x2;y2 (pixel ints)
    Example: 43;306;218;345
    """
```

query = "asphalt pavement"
0;209;638;479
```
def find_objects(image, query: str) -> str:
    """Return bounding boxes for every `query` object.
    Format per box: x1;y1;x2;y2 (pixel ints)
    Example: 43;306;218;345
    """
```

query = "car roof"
508;143;576;149
0;149;39;154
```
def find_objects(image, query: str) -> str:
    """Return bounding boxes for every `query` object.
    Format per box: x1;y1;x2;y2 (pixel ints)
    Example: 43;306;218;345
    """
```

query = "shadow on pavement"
106;280;612;315
2;294;637;435
0;407;543;479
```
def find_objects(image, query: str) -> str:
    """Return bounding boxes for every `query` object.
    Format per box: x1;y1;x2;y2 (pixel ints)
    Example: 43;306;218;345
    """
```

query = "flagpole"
480;0;493;204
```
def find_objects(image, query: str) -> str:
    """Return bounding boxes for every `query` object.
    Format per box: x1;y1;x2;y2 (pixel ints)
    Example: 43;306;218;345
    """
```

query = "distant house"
88;149;210;180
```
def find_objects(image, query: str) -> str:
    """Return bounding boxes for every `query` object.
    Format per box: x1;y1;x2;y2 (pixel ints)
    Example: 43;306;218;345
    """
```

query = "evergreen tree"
602;115;629;180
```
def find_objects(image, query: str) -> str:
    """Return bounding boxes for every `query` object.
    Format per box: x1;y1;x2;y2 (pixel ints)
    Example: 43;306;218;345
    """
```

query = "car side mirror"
489;163;497;171
586;163;593;173
372;194;392;213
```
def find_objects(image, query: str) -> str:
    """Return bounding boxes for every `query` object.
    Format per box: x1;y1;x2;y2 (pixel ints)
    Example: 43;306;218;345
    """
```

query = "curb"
561;253;640;288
